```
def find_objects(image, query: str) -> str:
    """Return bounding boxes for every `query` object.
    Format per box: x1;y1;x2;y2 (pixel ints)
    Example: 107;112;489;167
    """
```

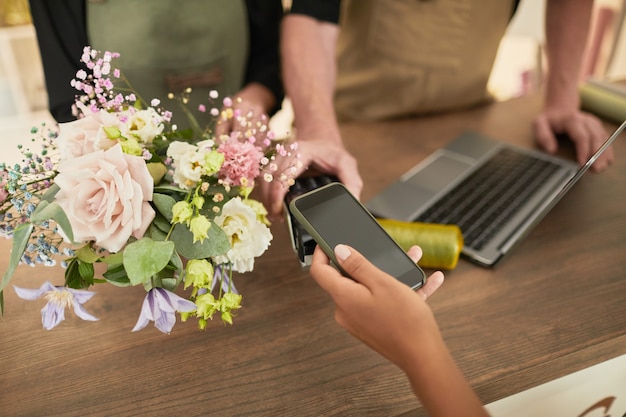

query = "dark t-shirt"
289;0;340;23
288;0;520;24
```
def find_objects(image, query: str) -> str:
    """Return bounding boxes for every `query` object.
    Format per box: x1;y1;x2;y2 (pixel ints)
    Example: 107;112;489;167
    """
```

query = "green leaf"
30;201;74;242
170;221;230;260
123;238;175;286
148;223;168;241
40;183;60;203
76;245;100;263
103;263;131;287
152;193;176;222
103;126;121;139
152;213;172;234
160;277;179;291
65;258;89;289
151;250;184;291
153;184;187;194
100;252;123;265
78;261;95;285
147;162;167;185
1;222;33;314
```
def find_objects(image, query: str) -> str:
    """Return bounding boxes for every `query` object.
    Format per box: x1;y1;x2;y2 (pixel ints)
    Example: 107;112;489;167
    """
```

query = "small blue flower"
13;281;98;330
132;288;197;334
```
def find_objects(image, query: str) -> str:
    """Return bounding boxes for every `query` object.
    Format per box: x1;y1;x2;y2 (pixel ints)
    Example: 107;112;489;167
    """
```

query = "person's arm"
261;1;363;221
215;0;284;137
533;0;614;171
29;0;87;123
309;245;489;417
282;13;340;146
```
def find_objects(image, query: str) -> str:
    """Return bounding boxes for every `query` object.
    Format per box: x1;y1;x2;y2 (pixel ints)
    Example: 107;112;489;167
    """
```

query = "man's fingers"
533;117;558;154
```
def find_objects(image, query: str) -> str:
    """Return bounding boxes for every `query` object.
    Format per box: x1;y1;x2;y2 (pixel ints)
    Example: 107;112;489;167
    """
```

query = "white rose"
126;108;164;144
213;197;272;273
54;144;155;253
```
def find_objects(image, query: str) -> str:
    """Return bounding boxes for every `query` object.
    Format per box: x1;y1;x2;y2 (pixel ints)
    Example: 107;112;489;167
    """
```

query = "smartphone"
284;174;340;268
289;182;426;290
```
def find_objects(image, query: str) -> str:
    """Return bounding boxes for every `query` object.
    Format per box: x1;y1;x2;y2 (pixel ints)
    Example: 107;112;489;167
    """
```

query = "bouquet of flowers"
0;47;300;334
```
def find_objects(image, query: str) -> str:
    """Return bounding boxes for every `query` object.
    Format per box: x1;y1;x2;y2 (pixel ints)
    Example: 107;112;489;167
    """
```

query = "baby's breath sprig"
0;123;64;267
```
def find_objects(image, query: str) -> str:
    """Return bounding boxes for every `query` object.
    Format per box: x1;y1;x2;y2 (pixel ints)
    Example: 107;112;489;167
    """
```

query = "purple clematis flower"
13;281;98;330
211;265;239;295
132;287;197;334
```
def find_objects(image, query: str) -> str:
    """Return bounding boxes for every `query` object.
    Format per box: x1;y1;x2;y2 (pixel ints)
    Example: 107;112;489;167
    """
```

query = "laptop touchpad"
404;152;473;192
366;152;472;221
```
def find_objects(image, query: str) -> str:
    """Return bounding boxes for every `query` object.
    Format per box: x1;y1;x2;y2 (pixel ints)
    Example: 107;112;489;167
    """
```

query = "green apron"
87;0;249;129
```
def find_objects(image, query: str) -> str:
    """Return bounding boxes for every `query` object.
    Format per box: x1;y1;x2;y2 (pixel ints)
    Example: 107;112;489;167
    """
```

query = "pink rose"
54;144;155;253
56;103;119;160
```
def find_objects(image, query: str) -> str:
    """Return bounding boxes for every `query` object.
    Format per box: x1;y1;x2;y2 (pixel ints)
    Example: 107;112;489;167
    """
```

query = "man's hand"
260;137;363;222
533;108;614;172
214;82;276;139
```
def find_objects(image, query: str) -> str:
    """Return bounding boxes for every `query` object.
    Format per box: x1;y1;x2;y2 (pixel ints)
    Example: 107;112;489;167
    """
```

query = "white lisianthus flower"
213;197;272;273
196;139;215;150
167;141;204;189
126;107;164;144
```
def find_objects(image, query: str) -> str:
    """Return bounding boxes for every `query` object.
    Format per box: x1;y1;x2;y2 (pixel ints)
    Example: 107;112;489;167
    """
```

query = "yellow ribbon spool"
377;218;464;270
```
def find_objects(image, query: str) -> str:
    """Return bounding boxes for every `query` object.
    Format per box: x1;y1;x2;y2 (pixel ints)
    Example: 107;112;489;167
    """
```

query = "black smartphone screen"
290;183;425;289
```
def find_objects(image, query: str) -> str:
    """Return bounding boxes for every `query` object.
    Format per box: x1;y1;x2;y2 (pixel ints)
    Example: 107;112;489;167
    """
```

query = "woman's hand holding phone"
309;244;444;371
309;245;489;417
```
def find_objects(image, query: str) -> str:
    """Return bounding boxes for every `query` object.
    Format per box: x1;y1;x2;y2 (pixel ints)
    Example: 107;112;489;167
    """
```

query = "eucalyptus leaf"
30;201;74;243
160;277;178;291
148;222;168;241
100;252;123;265
152;214;172;233
169;250;183;273
152;193;176;222
170;221;229;260
123;238;175;285
40;183;60;203
0;223;33;302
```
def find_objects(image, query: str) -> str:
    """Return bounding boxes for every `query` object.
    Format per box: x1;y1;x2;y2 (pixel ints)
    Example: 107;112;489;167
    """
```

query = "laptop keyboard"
416;148;561;251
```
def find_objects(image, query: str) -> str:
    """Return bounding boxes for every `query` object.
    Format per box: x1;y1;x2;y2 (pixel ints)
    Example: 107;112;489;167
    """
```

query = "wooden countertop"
1;94;624;416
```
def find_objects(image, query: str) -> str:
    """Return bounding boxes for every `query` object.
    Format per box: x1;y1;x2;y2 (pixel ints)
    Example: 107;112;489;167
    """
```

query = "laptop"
365;123;624;267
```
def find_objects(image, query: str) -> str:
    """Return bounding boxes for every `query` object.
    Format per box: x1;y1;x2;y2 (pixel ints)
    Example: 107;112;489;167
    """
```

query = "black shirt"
288;0;520;24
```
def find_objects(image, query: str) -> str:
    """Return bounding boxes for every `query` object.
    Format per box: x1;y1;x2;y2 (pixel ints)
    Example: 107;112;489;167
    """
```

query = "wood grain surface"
1;95;624;416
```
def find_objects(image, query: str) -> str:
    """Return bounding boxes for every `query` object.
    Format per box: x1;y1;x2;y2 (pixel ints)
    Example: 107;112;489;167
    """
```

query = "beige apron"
87;0;248;128
334;0;515;121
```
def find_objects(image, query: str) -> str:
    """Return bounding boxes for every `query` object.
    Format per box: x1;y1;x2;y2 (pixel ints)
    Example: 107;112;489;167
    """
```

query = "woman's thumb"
334;244;380;286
